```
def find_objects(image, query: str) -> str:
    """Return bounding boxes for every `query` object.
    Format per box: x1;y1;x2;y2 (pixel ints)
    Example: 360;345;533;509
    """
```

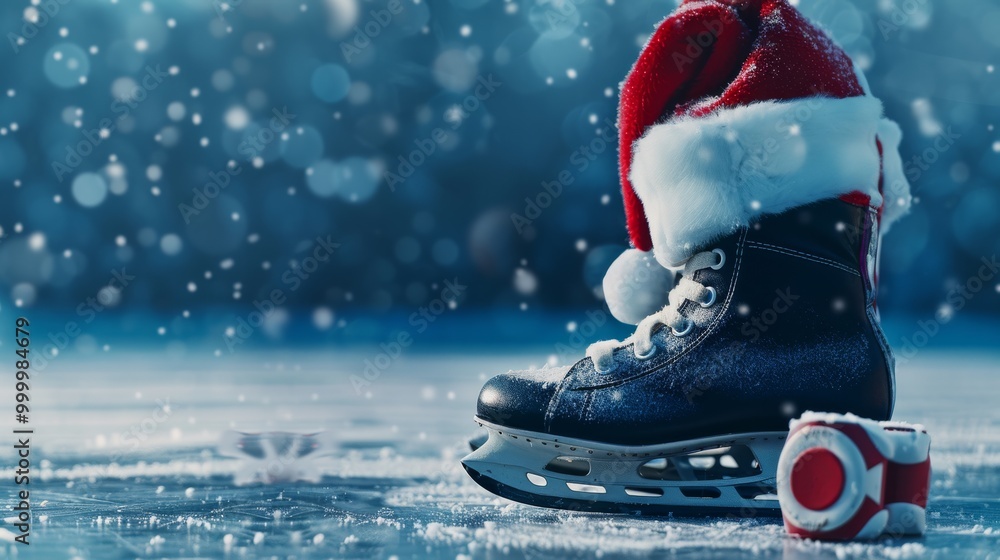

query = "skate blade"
468;430;488;452
462;418;785;517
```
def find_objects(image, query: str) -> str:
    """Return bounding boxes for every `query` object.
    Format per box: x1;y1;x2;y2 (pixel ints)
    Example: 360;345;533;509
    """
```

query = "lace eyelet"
633;343;656;360
710;248;726;270
699;286;717;308
671;320;693;337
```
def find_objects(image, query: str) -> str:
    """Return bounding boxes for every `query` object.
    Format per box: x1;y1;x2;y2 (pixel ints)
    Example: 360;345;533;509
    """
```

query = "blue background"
0;0;997;352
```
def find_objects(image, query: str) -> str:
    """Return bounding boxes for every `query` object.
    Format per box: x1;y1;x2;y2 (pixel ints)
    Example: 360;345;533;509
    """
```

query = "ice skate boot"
463;0;913;515
464;199;897;515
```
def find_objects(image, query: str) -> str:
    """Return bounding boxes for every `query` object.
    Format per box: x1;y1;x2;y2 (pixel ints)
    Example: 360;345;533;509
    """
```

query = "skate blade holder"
776;412;930;541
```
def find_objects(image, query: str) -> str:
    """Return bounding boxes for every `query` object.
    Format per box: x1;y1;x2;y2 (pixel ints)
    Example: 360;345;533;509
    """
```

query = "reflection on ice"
217;431;335;485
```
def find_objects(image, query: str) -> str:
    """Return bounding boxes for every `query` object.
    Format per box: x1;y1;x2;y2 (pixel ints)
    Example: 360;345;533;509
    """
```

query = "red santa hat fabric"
601;0;911;324
616;0;911;267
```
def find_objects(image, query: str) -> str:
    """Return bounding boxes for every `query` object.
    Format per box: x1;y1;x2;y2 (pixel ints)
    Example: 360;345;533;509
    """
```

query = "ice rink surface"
2;348;998;559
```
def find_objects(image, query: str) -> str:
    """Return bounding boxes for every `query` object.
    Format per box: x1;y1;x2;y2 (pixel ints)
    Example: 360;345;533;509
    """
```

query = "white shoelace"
586;249;725;373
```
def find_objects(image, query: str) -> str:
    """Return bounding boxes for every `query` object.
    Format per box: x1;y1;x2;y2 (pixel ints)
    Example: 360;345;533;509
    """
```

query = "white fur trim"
854;63;913;235
854;62;874;96
876;117;911;234
602;248;675;325
630;95;889;267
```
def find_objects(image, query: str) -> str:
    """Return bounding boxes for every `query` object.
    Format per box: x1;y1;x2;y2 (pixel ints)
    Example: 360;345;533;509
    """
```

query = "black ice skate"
462;199;894;515
463;0;912;516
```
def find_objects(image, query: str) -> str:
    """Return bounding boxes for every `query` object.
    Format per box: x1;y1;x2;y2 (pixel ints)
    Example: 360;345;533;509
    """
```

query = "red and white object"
603;0;912;324
777;412;931;541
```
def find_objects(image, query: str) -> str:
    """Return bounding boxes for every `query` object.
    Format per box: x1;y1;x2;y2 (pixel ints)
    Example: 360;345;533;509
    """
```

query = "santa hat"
603;0;911;324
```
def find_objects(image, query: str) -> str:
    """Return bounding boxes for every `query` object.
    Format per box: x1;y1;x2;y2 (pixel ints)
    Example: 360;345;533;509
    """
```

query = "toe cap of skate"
476;371;560;432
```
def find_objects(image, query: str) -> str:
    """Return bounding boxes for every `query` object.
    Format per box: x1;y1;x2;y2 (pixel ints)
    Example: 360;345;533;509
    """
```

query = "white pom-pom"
602;248;675;325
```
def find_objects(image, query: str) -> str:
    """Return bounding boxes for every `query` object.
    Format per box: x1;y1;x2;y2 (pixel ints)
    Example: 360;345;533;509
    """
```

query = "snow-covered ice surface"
2;349;998;559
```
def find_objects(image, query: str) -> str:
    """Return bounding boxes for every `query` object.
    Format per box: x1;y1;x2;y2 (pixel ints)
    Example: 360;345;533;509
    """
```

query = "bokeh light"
44;43;91;88
71;173;109;208
0;0;994;321
310;64;351;103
